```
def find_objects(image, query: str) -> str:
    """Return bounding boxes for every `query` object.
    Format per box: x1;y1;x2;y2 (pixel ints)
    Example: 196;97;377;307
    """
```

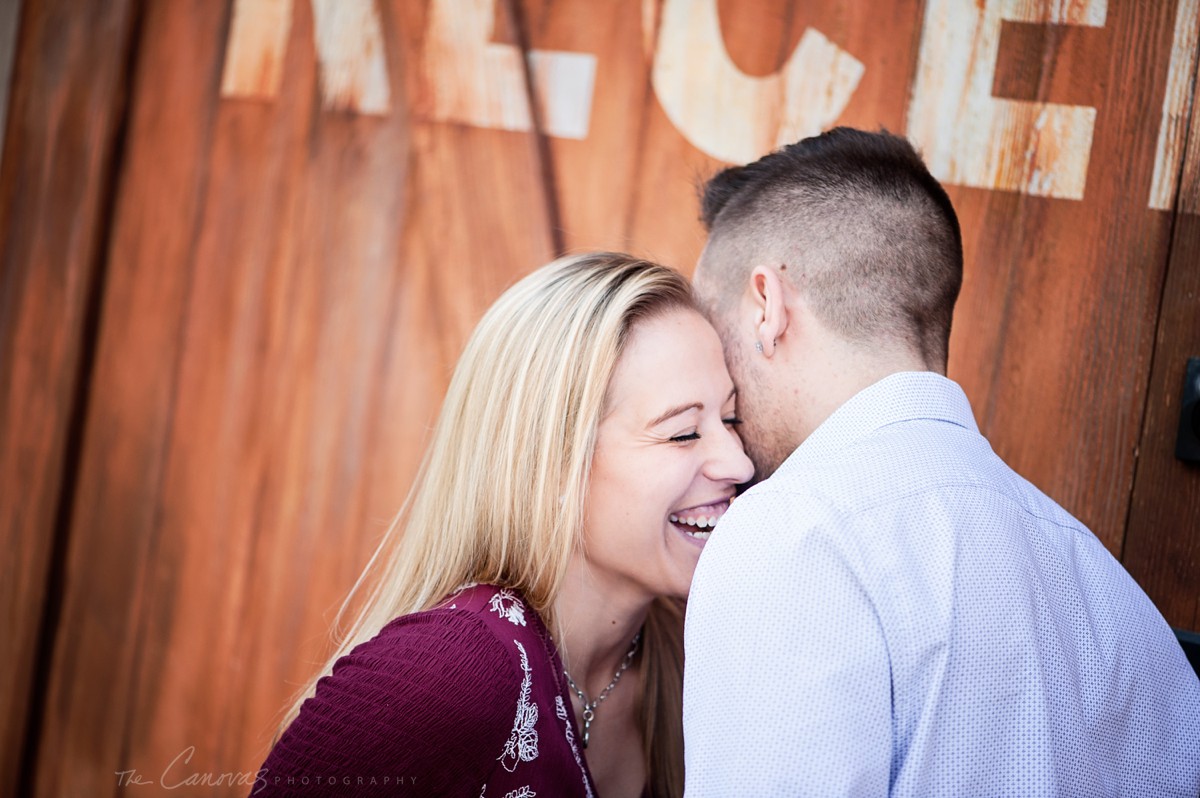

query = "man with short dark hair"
683;127;1200;797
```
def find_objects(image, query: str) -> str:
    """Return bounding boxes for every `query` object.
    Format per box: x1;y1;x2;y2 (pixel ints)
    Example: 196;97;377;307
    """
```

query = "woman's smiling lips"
669;497;734;543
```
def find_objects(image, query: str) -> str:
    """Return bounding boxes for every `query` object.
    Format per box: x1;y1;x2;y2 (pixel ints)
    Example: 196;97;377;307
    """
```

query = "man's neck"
791;335;932;443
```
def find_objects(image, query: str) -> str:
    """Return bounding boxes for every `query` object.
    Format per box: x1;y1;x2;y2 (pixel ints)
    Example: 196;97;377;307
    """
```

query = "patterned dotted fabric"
684;372;1200;797
252;585;597;797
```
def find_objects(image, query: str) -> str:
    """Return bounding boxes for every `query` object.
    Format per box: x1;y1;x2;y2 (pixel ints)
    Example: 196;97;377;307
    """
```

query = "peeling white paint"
651;0;864;164
221;0;293;100
310;0;391;114
220;0;391;115
1149;0;1199;210
420;0;597;140
907;0;1107;201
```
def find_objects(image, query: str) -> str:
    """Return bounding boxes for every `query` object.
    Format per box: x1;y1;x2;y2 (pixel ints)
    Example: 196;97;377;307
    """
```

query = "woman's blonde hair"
283;252;694;797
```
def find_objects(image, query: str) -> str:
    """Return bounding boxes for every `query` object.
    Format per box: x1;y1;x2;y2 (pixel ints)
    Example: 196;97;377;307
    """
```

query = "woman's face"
583;308;754;602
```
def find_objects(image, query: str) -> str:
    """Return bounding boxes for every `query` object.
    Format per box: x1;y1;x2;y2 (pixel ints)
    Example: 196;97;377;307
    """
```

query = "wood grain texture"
943;0;1185;555
651;0;863;165
0;0;21;158
1149;0;1199;210
27;1;235;794
7;0;1200;795
0;1;136;794
526;0;653;252
909;0;1106;201
1123;37;1200;630
617;0;924;270
30;0;557;793
1123;218;1200;630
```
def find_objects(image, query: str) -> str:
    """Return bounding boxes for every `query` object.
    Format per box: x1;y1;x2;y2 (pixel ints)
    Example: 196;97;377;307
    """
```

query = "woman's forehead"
605;310;733;419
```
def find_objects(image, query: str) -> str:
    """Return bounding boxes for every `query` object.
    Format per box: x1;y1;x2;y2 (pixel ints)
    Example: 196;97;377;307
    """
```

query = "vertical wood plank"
1123;223;1200;630
0;1;137;794
0;0;21;156
29;1;229;794
942;0;1181;554
33;0;560;794
1123;39;1200;631
517;0;647;252
1149;0;1199;210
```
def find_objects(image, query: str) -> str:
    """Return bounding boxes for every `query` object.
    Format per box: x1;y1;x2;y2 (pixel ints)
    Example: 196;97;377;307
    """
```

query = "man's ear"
749;266;789;358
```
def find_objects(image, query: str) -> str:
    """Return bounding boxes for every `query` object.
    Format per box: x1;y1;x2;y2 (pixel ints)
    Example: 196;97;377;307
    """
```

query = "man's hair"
698;127;963;371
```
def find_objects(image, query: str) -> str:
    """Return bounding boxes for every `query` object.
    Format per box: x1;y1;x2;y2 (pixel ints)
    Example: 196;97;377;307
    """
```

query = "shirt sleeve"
683;493;892;797
250;612;520;797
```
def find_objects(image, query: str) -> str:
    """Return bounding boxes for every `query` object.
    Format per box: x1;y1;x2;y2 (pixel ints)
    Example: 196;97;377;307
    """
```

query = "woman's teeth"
669;503;728;541
669;514;719;528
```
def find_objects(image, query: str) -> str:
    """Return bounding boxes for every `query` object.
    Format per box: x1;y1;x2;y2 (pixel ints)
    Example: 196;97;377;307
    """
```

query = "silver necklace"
563;631;641;749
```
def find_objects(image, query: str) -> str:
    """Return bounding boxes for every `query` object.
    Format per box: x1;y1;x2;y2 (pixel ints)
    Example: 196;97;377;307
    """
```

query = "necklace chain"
563;631;641;749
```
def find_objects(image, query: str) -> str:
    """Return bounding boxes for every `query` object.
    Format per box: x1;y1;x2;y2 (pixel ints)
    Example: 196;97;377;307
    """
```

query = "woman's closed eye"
669;416;742;443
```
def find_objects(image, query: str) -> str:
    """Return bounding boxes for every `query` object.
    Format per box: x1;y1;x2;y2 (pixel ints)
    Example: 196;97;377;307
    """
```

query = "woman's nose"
707;425;754;484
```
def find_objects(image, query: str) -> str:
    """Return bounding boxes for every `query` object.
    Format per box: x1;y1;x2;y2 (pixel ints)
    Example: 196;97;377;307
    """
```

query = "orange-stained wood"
943;0;1183;556
0;1;137;795
1124;38;1200;630
30;0;557;793
1124;216;1200;630
0;0;21;156
4;1;1200;796
616;0;926;271
27;1;233;794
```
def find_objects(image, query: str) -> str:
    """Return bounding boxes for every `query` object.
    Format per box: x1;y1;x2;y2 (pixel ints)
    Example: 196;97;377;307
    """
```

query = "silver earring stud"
754;341;764;353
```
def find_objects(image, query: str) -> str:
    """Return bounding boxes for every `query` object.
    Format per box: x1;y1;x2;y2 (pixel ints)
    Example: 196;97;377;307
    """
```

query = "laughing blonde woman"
251;253;752;798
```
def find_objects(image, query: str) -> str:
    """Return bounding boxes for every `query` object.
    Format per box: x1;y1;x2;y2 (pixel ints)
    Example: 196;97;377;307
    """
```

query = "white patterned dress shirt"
684;372;1200;797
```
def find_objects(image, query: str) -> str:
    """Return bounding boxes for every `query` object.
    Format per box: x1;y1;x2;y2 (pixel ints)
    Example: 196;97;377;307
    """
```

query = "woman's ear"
749;266;789;358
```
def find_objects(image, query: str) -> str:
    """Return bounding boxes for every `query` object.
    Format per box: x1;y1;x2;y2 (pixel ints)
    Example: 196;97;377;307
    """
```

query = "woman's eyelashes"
667;415;742;443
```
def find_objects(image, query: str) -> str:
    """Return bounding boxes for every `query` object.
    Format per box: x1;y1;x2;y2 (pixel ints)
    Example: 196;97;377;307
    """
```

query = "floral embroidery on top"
503;789;535;798
498;640;539;772
489;589;527;626
444;582;479;611
555;695;594;798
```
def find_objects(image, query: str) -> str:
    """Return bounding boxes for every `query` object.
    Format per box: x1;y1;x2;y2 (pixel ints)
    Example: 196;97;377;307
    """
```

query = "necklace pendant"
581;706;594;748
562;630;642;752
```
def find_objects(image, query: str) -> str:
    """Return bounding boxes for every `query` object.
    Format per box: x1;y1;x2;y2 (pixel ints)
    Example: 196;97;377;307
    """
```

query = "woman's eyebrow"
648;389;736;428
648;402;702;428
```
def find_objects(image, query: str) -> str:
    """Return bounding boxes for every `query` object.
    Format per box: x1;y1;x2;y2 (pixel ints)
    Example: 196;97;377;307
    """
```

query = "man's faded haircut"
698;127;963;371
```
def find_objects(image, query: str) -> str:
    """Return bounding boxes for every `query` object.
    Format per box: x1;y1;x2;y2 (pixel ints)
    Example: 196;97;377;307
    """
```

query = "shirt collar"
779;371;979;472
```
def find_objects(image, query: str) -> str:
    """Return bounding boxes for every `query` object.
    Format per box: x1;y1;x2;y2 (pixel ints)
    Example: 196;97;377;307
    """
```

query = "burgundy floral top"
251;584;600;797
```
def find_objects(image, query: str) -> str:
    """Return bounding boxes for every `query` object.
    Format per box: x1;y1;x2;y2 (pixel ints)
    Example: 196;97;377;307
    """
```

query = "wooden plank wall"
1;1;1197;795
0;0;21;156
0;2;139;796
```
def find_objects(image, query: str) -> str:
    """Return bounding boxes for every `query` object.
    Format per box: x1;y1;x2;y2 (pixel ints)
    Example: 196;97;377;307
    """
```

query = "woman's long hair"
282;252;693;797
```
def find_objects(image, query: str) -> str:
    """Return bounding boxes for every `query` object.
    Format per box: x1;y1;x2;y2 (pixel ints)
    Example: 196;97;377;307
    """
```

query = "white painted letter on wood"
907;0;1107;201
220;0;391;115
1149;0;1199;211
651;0;864;165
419;0;597;140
